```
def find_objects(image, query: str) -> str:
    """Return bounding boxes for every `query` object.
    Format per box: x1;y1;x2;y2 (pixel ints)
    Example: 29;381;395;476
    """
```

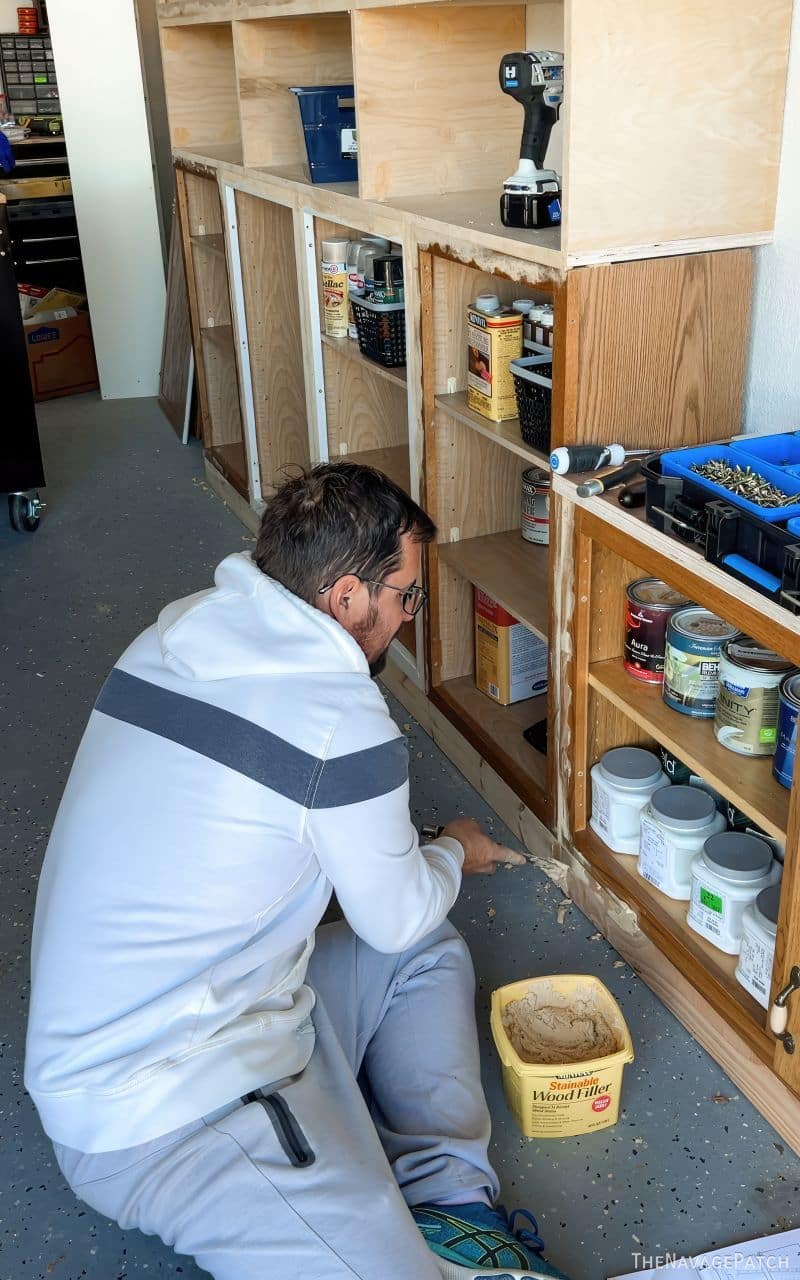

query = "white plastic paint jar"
735;884;781;1008
589;747;668;855
637;785;726;900
687;832;779;956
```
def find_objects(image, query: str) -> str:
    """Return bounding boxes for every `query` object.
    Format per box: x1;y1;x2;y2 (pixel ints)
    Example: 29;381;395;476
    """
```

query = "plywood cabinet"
157;0;800;1148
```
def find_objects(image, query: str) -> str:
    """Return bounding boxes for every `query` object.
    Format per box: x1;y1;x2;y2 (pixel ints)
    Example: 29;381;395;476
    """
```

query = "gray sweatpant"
53;919;500;1280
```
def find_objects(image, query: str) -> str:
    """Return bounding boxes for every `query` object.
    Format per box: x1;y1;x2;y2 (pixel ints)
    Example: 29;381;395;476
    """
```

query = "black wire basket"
351;297;406;368
511;354;553;452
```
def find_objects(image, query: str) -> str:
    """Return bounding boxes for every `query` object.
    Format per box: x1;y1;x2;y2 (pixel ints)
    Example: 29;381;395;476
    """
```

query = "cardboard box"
474;588;548;705
24;311;99;401
466;305;523;422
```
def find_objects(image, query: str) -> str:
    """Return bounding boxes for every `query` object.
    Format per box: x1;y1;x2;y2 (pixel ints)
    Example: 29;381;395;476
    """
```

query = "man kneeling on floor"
25;462;567;1280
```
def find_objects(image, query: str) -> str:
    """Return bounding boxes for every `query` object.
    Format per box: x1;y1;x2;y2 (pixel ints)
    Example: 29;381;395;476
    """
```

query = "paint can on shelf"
773;671;800;789
662;608;739;718
624;579;691;684
521;467;551;545
713;637;794;757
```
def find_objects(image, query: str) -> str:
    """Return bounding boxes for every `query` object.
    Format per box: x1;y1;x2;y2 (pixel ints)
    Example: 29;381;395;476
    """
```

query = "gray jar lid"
600;747;663;790
753;884;781;933
702;832;773;881
651;784;716;829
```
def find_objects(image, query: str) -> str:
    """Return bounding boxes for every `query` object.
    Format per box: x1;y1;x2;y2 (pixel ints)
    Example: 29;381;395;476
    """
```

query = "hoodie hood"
157;552;368;682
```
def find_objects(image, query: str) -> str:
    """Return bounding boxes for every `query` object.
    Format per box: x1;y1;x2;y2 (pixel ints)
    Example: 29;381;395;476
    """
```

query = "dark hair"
254;462;436;604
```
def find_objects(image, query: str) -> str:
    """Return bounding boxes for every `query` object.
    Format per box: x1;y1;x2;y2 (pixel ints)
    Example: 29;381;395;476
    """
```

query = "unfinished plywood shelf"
191;232;225;256
589;658;791;841
438;530;548;642
436;393;548;468
434;677;547;804
575;828;771;1062
208;441;248;495
346;445;410;495
321;334;407;390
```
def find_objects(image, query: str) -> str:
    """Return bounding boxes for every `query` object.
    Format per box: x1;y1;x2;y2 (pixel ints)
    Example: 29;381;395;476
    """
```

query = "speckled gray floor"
2;393;799;1280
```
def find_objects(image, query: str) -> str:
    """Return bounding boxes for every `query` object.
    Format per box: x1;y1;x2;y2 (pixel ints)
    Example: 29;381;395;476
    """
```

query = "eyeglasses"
318;576;428;618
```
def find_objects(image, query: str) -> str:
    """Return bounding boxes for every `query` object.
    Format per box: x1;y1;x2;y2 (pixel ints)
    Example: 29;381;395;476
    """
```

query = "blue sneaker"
411;1201;569;1280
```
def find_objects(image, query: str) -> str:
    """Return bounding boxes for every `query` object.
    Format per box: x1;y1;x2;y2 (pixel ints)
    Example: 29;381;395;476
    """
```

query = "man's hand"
439;818;526;876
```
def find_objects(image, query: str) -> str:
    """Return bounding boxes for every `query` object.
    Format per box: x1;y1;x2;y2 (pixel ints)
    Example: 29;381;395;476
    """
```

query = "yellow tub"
490;974;634;1139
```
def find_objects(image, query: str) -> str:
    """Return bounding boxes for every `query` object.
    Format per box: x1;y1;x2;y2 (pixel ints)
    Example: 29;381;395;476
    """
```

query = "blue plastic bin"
730;431;800;470
290;84;358;184
660;443;800;523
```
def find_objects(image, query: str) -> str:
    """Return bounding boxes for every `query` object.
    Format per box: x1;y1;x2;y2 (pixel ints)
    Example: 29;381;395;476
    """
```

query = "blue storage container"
290;84;358;184
660;443;800;523
730;431;800;470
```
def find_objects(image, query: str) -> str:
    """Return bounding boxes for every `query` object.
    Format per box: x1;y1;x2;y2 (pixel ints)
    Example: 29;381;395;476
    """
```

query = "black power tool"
499;51;564;230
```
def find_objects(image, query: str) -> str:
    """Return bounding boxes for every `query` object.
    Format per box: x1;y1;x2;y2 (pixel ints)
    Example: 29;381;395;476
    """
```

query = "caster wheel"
8;491;44;533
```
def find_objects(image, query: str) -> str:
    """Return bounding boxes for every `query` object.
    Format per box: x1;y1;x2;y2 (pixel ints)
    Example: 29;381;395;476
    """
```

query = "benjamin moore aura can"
663;608;739;718
773;671;800;789
624;579;691;684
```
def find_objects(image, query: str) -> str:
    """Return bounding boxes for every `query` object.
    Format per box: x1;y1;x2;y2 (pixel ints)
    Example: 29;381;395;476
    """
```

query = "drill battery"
500;190;562;229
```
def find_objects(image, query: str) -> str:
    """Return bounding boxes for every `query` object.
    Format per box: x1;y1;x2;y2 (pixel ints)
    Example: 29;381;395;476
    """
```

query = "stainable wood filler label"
714;637;795;757
466;304;523;422
490;976;634;1138
623;578;690;684
662;608;739;718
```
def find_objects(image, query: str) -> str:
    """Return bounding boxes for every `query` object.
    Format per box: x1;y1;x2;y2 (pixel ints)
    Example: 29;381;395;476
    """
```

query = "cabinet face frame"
559;491;800;1096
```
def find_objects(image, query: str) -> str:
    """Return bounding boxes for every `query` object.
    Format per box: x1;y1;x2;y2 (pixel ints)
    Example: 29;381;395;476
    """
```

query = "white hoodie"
25;553;463;1154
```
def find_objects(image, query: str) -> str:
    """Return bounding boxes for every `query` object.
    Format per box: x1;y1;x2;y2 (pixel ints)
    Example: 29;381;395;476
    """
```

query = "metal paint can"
624;578;691;684
713;637;794;756
773;671;800;789
663;607;739;718
521;466;550;545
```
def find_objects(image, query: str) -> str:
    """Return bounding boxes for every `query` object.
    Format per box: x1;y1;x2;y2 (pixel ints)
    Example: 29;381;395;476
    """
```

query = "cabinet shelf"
208;441;248;497
438;530;549;642
191;233;225;257
321;334;407;390
435;392;549;468
346;445;410;495
575;828;771;1063
200;323;234;350
433;676;547;810
589;658;790;841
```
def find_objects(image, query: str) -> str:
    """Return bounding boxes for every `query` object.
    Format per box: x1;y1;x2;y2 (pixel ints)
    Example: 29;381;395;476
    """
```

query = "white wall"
46;0;166;398
743;1;800;433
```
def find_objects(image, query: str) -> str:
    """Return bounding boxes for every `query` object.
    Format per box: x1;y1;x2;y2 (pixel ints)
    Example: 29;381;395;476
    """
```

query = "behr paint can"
773;671;800;789
623;578;691;684
521;466;551;545
663;607;739;718
713;637;794;757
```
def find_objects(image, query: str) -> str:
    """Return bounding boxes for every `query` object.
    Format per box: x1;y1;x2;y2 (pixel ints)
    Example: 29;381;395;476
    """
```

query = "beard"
353;601;390;678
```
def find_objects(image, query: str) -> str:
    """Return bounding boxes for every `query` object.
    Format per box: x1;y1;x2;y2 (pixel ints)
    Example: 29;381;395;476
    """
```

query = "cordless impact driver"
499;50;564;229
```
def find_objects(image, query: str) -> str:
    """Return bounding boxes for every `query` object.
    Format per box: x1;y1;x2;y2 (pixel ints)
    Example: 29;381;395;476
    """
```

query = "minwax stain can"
773;671;800;789
663;608;739;718
521;467;550;545
624;579;691;684
714;638;794;757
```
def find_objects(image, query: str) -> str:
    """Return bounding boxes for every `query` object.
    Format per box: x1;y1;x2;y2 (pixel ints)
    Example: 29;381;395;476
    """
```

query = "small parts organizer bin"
351;297;406;368
511;353;553;452
643;434;800;616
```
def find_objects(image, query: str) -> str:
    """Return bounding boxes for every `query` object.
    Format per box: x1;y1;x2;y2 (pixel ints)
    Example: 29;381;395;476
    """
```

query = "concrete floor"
2;393;799;1280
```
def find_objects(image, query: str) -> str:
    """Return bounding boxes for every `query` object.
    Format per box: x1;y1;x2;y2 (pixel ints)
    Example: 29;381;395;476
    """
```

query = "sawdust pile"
502;982;623;1065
